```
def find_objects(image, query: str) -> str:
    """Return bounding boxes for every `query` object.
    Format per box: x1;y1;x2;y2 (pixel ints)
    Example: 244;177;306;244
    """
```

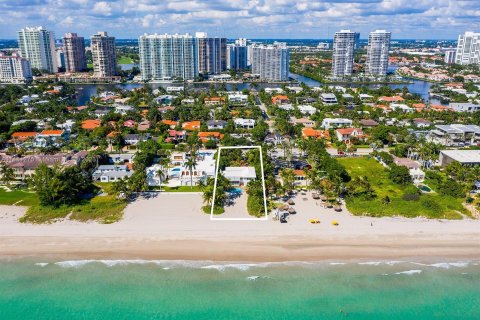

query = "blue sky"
1;0;479;39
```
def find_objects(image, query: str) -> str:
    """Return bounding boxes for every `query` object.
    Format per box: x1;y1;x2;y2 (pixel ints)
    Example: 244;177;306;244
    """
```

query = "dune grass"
337;157;468;219
20;195;127;224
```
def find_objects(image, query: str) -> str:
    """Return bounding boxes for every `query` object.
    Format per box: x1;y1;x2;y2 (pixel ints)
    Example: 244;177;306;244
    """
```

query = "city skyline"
1;1;480;40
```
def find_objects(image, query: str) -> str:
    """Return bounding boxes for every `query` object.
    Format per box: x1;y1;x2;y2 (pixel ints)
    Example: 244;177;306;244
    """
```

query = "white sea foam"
54;260;97;268
34;263;49;267
201;263;263;271
247;276;260;281
413;262;470;269
329;262;346;265
394;270;422;275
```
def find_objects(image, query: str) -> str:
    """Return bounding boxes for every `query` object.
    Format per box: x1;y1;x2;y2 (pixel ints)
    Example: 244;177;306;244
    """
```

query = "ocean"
0;259;479;319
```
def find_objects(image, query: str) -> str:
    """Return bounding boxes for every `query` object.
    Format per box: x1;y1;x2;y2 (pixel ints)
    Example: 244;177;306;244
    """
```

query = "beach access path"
0;192;479;261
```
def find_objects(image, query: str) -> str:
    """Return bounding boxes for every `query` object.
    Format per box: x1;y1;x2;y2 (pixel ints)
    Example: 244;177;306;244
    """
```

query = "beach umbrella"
280;204;289;211
312;193;320;199
288;207;296;214
287;199;295;205
320;195;327;201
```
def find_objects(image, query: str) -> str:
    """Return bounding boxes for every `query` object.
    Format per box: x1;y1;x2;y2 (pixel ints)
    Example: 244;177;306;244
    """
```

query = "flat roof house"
234;118;255;129
439;150;480;167
223;166;257;186
321;118;352;129
297;105;317;115
428;124;480;147
321;93;338;105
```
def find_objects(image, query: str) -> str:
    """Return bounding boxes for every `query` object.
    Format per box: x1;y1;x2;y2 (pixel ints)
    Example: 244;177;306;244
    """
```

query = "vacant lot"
337;157;468;219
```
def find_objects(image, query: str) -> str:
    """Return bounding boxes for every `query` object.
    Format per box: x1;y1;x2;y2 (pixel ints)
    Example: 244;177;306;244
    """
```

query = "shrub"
438;179;465;198
402;185;421;201
247;195;265;217
420;197;441;213
389;164;412;185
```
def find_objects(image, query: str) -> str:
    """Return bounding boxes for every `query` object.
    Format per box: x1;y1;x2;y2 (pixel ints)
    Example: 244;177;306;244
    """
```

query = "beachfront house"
223;167;257;186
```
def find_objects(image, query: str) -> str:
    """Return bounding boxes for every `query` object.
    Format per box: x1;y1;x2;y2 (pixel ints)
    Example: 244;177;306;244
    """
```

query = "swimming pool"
227;188;243;195
171;168;181;172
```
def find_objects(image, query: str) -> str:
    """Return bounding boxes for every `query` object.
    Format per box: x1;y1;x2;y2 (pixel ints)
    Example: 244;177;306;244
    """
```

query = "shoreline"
1;191;480;262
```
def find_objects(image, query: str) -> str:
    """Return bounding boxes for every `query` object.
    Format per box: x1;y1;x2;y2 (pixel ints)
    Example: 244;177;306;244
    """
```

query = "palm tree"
156;169;166;192
0;162;15;187
202;186;213;206
185;152;198;189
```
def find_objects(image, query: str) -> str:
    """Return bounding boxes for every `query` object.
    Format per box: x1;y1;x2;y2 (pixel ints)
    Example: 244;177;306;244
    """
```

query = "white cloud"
93;1;112;16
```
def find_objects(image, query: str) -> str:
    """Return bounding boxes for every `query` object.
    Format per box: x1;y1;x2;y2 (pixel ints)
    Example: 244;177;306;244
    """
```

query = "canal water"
74;66;437;105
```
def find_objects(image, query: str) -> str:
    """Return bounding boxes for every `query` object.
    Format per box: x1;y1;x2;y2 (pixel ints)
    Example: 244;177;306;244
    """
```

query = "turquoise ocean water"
0;259;479;319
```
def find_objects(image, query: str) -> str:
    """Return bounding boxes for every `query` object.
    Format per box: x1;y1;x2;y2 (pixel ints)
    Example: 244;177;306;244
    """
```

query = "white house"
449;103;480;113
390;104;413;113
228;92;249;104
207;120;227;130
321;93;338;104
115;104;134;115
321;118;353;129
223;166;257;186
297;105;317;115
265;88;284;94
234;118;256;129
278;104;294;111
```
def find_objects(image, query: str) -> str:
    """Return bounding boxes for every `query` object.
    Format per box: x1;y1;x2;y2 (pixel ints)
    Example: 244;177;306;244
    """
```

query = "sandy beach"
0;192;479;261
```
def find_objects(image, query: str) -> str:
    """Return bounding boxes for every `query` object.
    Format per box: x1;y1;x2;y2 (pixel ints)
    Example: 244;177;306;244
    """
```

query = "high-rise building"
63;33;87;72
227;39;248;71
365;30;391;76
196;32;227;75
91;31;117;77
139;33;198;81
455;31;480;65
444;49;457;64
332;30;359;77
0;52;33;83
252;42;289;81
56;48;65;70
17;26;57;73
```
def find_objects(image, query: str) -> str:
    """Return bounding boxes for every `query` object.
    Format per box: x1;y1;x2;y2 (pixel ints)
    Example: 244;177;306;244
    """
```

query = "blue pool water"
228;188;243;195
171;168;181;172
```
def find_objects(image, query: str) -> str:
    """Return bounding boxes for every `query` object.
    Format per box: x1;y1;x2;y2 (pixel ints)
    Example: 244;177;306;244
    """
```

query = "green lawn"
160;186;203;192
0;188;39;206
118;55;134;64
337;157;468;219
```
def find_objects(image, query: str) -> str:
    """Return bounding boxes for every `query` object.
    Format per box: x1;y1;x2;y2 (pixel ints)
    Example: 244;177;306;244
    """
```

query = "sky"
1;0;480;39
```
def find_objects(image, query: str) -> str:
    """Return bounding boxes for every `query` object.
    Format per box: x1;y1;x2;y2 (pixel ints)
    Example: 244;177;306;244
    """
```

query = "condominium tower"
332;30;359;77
17;26;57;73
91;31;117;77
444;49;457;64
0;52;32;83
63;33;87;72
251;42;289;81
455;31;480;65
196;32;226;75
227;39;248;71
139;33;198;81
365;30;391;76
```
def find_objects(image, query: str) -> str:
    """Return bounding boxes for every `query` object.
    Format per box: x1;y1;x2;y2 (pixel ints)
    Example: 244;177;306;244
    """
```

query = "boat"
331;220;339;226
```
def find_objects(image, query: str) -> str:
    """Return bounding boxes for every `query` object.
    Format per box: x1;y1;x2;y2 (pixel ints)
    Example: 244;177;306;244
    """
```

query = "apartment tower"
332;30;359;77
251;42;289;81
139;33;198;81
0;52;33;83
365;30;391;76
91;31;117;77
455;31;480;65
17;26;57;73
196;32;227;75
63;33;87;72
